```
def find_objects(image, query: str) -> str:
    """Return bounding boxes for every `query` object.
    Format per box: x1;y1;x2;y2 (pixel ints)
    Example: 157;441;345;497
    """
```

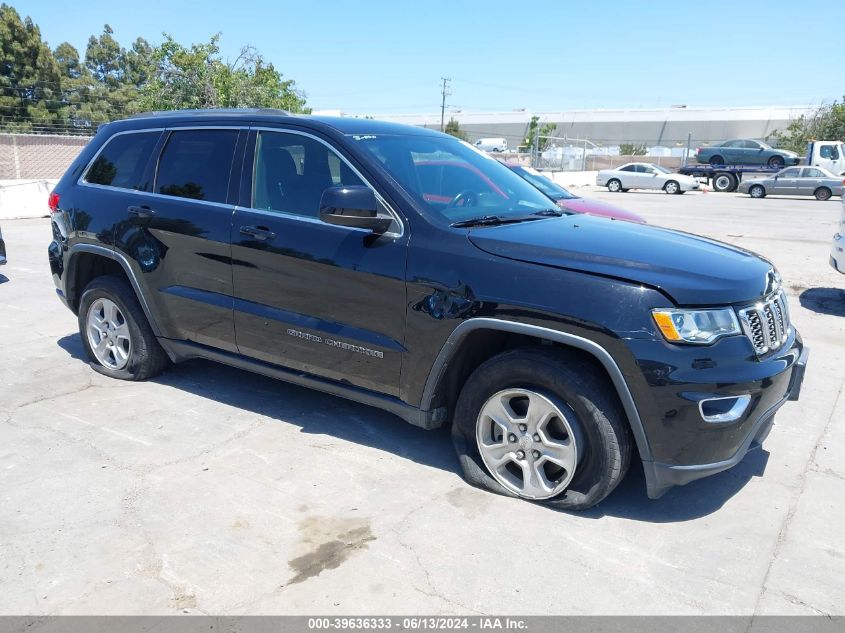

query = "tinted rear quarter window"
156;129;239;203
85;132;161;190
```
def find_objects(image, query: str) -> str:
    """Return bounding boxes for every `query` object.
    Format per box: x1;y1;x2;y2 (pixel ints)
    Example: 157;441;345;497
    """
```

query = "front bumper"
641;343;809;499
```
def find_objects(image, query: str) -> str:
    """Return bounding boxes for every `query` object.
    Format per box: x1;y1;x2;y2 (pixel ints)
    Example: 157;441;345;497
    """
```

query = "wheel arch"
66;244;163;337
420;318;653;461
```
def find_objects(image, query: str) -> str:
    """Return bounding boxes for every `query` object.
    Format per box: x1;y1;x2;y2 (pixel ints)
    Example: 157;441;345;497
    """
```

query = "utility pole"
440;77;451;132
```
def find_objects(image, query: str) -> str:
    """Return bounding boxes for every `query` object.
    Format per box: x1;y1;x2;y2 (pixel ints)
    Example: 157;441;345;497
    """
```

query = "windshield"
652;165;673;174
510;166;577;200
351;134;558;224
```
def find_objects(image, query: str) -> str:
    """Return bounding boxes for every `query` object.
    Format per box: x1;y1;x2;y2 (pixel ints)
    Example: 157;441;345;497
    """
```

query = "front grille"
737;291;791;355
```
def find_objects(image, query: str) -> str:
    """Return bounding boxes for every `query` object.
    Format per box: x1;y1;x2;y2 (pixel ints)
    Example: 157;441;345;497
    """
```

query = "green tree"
774;99;845;153
85;24;123;87
444;117;468;141
521;115;557;152
0;4;62;131
619;143;647;156
140;34;307;112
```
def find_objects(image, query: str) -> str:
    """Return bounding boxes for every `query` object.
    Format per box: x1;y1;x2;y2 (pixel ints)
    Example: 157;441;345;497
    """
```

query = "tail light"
48;192;60;214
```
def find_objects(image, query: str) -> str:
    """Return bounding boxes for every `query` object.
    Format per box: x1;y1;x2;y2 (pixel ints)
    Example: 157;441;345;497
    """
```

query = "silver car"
738;166;844;200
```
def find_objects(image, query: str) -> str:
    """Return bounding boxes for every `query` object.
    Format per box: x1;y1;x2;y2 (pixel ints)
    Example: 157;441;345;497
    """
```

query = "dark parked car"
503;163;645;223
48;109;808;509
0;224;6;265
695;139;800;168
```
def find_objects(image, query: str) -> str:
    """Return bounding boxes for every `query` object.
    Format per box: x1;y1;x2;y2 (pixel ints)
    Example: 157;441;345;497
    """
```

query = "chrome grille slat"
738;291;790;356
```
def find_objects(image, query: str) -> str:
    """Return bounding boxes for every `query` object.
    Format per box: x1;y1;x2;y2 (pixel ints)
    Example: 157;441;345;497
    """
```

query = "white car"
597;162;700;194
831;191;845;274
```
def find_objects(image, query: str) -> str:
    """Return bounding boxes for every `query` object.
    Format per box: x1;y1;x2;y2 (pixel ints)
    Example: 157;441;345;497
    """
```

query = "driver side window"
252;130;365;218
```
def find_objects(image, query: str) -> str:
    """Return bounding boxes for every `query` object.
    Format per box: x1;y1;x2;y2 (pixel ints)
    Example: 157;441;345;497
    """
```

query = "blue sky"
24;0;845;114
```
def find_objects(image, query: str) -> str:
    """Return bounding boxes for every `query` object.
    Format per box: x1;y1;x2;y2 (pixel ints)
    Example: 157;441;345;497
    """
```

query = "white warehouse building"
338;105;815;152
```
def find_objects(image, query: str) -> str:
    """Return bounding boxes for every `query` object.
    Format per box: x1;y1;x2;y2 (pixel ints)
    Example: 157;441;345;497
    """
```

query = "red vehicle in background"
504;163;645;223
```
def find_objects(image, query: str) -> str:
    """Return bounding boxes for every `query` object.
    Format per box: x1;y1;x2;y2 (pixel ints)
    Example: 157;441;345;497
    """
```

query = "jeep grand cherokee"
47;109;808;509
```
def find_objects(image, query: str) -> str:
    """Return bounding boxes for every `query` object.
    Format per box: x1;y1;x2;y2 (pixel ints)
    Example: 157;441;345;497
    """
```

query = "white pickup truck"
832;190;845;273
807;140;845;176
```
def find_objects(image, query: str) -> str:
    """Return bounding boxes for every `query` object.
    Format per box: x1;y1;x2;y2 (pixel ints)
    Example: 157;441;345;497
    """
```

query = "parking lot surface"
1;189;844;615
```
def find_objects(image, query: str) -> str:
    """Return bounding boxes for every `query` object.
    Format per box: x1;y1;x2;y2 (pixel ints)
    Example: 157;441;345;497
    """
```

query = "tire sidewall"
452;350;626;510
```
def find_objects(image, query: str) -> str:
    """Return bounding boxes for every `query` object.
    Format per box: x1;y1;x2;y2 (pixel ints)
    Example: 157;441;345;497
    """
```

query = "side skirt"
158;338;440;430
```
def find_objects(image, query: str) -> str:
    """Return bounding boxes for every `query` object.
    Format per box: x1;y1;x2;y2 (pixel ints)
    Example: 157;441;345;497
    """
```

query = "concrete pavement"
0;188;843;614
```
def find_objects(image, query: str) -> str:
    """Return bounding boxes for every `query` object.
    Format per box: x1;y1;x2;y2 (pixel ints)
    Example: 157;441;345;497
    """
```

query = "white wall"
0;180;56;220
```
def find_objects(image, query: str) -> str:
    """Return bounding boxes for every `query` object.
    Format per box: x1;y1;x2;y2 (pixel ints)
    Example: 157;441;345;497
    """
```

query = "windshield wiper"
450;210;562;228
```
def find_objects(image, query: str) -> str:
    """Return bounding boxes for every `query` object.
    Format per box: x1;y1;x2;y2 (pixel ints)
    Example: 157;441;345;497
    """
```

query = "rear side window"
155;129;238;203
85;132;160;190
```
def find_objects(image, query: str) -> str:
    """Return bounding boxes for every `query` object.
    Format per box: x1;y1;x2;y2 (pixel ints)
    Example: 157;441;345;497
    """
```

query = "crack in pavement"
749;378;845;620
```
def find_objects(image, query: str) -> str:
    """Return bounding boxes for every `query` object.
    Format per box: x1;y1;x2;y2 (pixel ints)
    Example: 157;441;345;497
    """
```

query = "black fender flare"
420;318;653;462
66;243;163;337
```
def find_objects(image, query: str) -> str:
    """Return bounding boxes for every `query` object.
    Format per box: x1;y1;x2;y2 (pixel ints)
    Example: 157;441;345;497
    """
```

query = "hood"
558;197;646;223
467;216;774;306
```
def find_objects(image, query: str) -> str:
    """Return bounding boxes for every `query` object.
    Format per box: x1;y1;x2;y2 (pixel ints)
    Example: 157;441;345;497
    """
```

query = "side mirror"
319;186;391;234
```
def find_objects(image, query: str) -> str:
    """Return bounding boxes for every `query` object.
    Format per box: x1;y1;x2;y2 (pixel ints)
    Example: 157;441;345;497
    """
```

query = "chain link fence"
0;133;91;180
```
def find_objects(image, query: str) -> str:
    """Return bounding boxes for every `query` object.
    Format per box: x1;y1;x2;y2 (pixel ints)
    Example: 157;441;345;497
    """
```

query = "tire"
814;187;832;201
451;347;632;510
709;155;725;166
749;184;766;198
712;172;737;193
78;275;170;381
664;180;680;195
767;155;785;168
607;179;622;193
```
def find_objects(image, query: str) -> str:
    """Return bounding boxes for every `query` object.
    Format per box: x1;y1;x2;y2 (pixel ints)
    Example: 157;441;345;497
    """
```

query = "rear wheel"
664;180;680;195
814;187;832;201
78;275;170;381
749;184;766;198
709;155;725;166
451;347;632;510
768;155;785;168
607;179;623;193
712;172;738;192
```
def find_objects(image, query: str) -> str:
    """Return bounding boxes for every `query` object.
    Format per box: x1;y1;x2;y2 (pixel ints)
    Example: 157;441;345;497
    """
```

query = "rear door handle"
240;225;276;241
128;205;155;218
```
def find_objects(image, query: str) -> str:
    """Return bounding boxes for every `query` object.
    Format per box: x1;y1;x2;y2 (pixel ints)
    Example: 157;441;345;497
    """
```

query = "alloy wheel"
86;298;132;370
476;389;580;500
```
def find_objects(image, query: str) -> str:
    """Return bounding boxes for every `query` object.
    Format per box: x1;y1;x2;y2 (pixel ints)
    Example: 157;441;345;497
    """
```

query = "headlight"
651;308;740;344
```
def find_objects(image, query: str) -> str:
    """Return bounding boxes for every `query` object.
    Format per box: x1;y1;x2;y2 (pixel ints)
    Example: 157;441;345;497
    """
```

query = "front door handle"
240;225;276;241
128;205;155;219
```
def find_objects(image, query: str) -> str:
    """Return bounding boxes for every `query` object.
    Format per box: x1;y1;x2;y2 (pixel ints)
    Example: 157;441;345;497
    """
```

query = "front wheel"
814;187;832;201
451;347;632;510
607;178;623;193
664;180;680;195
78;275;170;381
749;184;766;198
768;155;785;168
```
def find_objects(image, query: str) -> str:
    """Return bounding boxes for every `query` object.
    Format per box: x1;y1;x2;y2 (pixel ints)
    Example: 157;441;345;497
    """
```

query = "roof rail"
127;108;292;119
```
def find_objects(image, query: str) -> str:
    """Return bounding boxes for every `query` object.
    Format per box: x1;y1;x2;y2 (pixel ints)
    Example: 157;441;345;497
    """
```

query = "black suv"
48;109;808;509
